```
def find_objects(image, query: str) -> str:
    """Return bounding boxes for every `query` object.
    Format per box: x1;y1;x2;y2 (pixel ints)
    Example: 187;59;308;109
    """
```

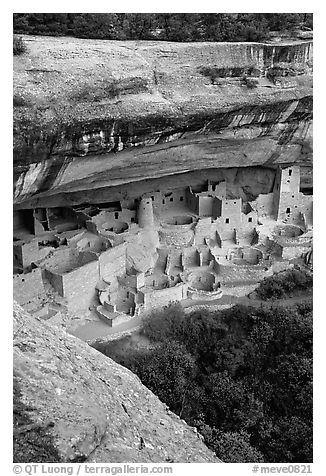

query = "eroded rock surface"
13;302;219;463
13;36;312;208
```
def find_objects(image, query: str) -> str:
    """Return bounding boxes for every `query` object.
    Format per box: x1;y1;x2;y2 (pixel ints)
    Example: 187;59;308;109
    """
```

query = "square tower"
220;198;242;226
273;166;301;221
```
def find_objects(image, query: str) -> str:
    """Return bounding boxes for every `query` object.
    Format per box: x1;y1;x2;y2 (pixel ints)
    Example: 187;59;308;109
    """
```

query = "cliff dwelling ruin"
13;164;313;330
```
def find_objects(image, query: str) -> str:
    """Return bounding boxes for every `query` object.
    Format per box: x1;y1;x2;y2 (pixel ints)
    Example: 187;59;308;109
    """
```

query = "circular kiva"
187;270;216;291
273;223;303;238
102;221;128;234
164;215;194;226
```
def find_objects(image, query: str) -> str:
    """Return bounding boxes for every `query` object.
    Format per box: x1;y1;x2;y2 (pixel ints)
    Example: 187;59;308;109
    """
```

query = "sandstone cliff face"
13;36;312;208
13;302;219;463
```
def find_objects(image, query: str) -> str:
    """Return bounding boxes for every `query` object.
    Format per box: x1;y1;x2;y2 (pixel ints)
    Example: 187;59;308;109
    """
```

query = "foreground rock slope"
14;36;312;208
13;302;219;463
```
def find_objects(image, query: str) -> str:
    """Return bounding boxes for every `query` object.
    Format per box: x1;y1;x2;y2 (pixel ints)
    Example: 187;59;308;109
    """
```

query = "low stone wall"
141;283;187;310
96;306;132;327
187;287;223;301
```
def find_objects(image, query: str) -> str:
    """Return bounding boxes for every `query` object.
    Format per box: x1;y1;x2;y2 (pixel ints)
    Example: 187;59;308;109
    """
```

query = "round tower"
138;197;154;228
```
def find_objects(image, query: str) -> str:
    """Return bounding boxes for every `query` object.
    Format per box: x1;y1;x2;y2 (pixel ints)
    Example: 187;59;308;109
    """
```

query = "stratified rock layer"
13;302;219;463
13;36;312;208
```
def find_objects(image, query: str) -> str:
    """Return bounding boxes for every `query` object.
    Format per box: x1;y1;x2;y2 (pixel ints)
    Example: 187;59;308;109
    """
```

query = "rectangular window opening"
225;218;230;224
286;207;291;214
248;217;253;223
289;169;292;176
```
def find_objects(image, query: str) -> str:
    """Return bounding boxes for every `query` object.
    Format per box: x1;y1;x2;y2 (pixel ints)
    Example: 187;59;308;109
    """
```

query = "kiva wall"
141;283;187;310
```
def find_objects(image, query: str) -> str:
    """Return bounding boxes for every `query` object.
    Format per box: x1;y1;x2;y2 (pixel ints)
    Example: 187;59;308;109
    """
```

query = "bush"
242;76;259;89
13;14;312;43
200;426;265;463
255;269;312;300
94;301;312;462
71;77;149;103
13;36;27;55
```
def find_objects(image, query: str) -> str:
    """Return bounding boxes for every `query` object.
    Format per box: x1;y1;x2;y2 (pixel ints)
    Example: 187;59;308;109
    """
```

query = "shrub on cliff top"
241;76;259;89
13;35;27;55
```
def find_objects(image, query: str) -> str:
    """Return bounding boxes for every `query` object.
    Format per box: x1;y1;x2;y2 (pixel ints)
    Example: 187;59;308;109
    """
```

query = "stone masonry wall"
21;241;40;269
250;193;274;218
44;268;64;296
13;268;45;305
99;243;126;282
142;283;187;310
63;259;99;313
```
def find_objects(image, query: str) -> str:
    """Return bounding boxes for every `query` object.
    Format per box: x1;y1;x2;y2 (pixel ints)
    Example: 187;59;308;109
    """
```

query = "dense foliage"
13;14;312;42
94;301;312;462
254;268;313;300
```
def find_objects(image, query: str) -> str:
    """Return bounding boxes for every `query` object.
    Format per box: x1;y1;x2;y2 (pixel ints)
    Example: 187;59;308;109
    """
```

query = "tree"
135;341;198;417
198;425;265;463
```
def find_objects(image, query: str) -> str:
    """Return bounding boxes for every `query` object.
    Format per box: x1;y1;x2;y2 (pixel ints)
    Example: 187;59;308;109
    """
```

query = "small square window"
180;196;184;202
286;207;291;214
248;217;253;223
234;201;237;204
225;218;230;224
292;195;295;198
170;197;173;202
